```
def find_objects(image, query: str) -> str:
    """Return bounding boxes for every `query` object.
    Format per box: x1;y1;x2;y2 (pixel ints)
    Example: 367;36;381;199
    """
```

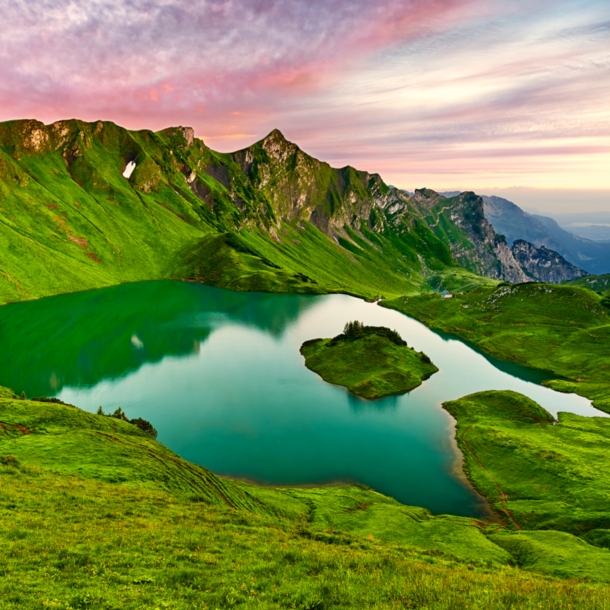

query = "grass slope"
382;282;610;412
443;390;610;536
301;328;437;399
565;274;610;296
4;392;610;607
0;118;494;305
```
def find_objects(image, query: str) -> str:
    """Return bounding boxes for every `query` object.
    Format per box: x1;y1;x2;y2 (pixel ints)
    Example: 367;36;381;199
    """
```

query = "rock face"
228;128;410;236
410;190;588;284
483;195;610;275
411;190;529;283
511;240;587;283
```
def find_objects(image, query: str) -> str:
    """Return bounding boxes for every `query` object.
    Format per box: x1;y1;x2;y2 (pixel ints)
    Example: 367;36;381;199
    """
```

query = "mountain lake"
0;280;604;517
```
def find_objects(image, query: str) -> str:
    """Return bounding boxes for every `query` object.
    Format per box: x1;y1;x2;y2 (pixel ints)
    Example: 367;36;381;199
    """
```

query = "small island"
300;321;438;399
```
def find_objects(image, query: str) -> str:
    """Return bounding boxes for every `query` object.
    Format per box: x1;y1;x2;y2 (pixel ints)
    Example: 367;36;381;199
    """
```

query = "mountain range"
0;119;587;305
481;196;610;276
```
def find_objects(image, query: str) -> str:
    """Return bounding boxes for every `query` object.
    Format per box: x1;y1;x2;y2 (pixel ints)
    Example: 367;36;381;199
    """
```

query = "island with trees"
300;321;438;399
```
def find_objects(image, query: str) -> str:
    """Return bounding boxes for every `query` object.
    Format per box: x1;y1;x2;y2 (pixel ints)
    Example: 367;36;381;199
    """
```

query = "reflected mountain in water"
0;281;316;396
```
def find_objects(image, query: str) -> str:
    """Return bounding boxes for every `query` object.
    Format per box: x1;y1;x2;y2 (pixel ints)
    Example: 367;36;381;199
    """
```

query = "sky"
1;0;609;212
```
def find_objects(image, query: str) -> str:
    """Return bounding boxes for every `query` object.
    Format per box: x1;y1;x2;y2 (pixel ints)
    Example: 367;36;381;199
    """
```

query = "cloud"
0;0;473;121
0;0;608;194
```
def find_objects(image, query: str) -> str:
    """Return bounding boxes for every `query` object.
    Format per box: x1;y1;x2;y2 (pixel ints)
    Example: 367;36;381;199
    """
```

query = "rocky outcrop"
412;190;587;284
412;190;529;283
228;129;392;234
511;240;587;283
483;195;610;276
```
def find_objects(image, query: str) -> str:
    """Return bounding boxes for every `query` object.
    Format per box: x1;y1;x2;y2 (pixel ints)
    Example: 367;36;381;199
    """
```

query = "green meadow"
382;282;610;412
3;392;610;609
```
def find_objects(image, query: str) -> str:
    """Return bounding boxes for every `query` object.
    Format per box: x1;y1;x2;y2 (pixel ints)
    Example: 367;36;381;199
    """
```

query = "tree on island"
339;321;407;347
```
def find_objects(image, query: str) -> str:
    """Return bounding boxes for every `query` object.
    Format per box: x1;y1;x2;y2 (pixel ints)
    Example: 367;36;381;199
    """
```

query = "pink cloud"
0;0;608;194
0;0;477;127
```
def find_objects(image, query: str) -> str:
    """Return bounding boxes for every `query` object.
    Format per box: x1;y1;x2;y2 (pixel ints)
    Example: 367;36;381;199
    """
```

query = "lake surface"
0;281;603;517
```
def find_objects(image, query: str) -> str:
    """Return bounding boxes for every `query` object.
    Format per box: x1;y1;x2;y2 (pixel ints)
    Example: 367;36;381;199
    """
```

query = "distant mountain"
412;189;528;283
482;195;610;275
0;119;588;305
410;190;585;283
550;212;610;242
511;240;586;284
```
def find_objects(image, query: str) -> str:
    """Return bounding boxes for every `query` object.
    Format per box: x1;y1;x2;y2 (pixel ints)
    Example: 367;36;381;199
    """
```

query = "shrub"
111;406;129;421
343;320;365;340
334;321;407;347
130;417;158;439
32;397;72;406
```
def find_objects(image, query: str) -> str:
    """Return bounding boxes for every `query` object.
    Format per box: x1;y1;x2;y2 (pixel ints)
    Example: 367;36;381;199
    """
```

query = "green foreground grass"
300;325;438;399
3;392;610;608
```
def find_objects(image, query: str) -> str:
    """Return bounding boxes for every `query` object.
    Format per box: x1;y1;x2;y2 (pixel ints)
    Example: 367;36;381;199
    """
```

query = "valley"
1;119;610;608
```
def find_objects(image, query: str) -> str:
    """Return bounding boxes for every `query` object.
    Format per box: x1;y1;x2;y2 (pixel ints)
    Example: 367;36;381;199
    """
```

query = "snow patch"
123;161;136;179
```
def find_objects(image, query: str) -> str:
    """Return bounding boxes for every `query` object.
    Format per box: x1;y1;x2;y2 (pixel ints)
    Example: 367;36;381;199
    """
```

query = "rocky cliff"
411;190;589;284
411;190;529;283
483;195;610;275
511;240;587;283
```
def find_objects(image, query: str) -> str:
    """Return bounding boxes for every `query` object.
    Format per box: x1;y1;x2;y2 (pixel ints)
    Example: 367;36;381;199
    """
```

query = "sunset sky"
2;0;609;211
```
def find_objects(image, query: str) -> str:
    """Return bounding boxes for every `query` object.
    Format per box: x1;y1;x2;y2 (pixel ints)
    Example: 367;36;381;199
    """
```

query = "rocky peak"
264;128;288;143
260;128;299;164
160;126;195;147
413;188;444;209
181;127;195;147
511;240;587;283
20;120;50;152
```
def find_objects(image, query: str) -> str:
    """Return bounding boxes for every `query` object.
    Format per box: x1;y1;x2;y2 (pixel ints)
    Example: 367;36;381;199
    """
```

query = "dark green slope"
0;118;497;304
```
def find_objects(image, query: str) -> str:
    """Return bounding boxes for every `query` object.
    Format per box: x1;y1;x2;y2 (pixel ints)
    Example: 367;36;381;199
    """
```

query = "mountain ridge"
0;118;586;305
482;195;610;275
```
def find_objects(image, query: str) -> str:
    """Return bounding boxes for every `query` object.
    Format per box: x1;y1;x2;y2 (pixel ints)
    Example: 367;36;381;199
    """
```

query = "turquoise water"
0;280;602;517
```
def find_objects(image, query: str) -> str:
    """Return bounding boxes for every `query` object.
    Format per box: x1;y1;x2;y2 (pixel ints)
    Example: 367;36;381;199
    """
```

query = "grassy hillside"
382;282;610;412
1;118;555;309
565;274;610;296
443;391;610;535
3;391;610;608
0;118;489;305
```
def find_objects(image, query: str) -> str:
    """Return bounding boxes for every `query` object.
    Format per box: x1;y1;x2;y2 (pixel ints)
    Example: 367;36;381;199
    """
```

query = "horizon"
2;1;609;213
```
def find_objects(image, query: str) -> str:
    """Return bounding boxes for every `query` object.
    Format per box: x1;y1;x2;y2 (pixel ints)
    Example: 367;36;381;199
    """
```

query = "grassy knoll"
565;274;610;296
300;322;438;399
4;391;610;606
382;282;610;411
443;390;610;536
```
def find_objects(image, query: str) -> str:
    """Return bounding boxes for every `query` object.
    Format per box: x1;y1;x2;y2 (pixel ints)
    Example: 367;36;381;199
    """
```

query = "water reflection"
348;392;400;413
0;281;603;518
0;281;316;396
